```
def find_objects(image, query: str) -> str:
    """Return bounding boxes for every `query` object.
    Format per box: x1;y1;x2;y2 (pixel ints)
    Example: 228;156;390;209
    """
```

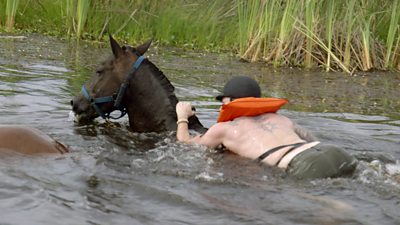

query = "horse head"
71;36;206;133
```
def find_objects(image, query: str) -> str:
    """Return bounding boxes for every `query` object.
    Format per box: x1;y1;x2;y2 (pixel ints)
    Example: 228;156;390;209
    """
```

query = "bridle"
81;55;145;120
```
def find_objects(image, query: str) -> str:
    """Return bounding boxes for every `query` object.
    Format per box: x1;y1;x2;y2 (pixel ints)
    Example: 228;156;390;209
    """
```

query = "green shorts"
287;144;357;180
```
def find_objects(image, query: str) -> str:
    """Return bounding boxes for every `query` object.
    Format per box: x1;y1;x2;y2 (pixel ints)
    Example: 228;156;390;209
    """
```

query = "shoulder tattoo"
258;120;277;133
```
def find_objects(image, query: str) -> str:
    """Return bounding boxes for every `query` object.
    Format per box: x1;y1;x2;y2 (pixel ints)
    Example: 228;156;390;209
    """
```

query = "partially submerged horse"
0;125;69;154
71;36;206;133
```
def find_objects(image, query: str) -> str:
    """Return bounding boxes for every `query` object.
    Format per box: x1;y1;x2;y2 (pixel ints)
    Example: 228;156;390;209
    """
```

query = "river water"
0;34;399;225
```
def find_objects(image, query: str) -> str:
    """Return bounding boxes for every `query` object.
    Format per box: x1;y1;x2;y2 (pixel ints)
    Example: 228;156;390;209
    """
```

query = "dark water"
0;34;399;225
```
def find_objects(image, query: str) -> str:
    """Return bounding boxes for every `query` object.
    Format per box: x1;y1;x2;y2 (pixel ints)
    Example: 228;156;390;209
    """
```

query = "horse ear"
136;39;152;55
109;35;124;58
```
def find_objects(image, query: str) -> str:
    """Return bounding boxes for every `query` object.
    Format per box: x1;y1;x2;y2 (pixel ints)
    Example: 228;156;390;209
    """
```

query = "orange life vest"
217;97;288;122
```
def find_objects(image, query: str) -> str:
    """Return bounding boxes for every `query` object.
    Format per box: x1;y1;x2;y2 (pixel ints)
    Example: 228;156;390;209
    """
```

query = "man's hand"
176;101;195;142
175;101;222;148
176;102;195;120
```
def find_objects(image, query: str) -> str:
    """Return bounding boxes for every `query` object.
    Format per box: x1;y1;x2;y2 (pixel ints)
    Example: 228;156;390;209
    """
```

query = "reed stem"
5;0;19;32
76;0;89;38
384;0;400;69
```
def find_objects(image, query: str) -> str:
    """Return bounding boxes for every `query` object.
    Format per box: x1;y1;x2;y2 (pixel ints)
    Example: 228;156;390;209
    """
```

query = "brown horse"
0;126;69;154
71;36;206;133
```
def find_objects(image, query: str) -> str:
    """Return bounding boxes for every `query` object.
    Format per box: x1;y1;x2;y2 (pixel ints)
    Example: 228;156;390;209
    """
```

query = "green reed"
65;0;75;35
5;0;19;31
304;0;317;68
324;0;335;72
75;0;89;38
360;17;372;71
384;0;400;68
0;1;3;27
343;0;356;69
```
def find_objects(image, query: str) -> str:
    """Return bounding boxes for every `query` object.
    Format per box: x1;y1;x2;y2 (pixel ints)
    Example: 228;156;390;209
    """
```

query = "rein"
81;55;145;120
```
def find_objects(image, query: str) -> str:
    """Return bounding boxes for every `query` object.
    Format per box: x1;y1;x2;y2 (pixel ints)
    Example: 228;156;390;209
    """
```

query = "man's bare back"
203;113;319;168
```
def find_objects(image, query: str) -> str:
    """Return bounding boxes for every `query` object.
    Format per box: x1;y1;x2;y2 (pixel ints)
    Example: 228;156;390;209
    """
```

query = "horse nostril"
71;100;79;113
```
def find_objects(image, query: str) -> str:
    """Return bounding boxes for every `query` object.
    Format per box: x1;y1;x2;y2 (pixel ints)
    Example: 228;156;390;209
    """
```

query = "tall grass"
1;0;399;72
238;0;400;72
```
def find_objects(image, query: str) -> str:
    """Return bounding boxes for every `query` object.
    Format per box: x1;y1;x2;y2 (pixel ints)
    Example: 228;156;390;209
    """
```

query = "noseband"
81;55;145;120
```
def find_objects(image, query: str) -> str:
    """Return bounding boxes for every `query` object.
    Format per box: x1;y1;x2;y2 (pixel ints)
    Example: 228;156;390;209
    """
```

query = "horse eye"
96;70;103;76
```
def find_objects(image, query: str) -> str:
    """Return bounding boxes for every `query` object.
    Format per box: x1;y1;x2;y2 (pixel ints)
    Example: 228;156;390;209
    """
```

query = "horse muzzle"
70;96;98;123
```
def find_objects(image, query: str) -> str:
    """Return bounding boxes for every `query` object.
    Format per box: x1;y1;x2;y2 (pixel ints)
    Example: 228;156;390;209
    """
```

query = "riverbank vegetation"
0;0;399;73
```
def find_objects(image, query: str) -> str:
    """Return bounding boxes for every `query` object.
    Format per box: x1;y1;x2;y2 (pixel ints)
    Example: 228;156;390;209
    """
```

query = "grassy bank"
0;0;399;73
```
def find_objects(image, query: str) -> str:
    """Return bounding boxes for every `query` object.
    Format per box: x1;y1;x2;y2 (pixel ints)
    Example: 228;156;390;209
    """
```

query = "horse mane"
141;59;179;105
136;57;207;133
102;54;178;105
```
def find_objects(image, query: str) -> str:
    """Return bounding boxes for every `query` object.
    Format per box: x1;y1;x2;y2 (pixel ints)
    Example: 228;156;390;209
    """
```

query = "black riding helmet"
216;76;261;101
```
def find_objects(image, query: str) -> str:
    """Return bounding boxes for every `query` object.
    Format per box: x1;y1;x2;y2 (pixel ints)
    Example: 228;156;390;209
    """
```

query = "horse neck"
124;61;178;132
